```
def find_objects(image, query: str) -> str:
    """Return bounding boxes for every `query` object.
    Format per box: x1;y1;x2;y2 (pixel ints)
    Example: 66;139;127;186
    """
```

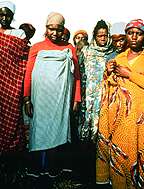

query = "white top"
4;28;26;39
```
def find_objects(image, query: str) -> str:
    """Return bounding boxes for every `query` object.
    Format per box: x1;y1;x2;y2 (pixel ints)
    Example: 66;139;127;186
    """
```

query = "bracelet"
25;100;31;105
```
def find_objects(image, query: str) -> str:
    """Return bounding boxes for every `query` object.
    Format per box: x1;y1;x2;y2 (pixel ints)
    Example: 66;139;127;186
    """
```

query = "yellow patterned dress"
96;49;144;189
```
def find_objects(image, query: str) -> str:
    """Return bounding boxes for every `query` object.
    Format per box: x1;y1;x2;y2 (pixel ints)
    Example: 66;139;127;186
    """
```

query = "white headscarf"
110;22;126;35
46;12;65;26
0;1;16;14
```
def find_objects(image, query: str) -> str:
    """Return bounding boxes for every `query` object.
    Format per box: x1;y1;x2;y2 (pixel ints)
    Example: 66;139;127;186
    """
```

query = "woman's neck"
129;49;142;55
0;25;13;32
0;27;6;33
128;49;143;60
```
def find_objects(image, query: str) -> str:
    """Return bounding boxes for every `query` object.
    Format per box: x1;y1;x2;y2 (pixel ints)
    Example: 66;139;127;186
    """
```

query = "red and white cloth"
0;32;28;152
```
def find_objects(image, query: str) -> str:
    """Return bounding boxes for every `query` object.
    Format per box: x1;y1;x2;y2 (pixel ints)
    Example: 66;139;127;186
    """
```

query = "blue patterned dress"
78;39;116;141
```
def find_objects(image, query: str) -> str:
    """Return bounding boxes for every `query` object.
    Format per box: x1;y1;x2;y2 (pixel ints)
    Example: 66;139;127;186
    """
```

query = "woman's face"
95;28;108;47
46;24;64;43
112;35;127;53
0;7;13;29
126;28;144;51
74;33;86;45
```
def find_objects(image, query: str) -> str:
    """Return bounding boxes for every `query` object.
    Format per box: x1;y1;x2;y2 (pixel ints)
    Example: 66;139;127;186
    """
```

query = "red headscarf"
125;19;144;32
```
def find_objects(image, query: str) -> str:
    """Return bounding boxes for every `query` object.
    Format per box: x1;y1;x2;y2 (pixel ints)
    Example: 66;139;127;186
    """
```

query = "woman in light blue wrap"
30;49;74;151
23;12;81;177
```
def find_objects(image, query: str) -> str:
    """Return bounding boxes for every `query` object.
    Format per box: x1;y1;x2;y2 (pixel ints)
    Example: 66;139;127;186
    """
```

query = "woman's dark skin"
0;7;14;30
45;24;64;44
106;27;144;78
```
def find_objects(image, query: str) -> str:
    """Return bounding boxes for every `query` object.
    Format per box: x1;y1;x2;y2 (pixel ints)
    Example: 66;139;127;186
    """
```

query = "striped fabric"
29;48;74;151
0;32;28;152
96;49;144;188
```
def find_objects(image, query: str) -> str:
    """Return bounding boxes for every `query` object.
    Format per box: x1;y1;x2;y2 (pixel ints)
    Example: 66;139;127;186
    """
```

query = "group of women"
74;19;144;189
0;1;144;188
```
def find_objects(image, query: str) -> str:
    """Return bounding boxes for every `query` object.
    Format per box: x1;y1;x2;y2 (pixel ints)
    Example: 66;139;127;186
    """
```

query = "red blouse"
24;38;81;102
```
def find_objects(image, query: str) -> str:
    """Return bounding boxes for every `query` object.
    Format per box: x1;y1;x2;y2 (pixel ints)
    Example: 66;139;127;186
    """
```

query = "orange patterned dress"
96;49;144;189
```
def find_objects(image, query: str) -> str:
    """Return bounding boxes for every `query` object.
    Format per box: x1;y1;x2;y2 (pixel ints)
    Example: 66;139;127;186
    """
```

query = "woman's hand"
24;101;33;118
23;96;33;118
106;59;117;75
115;65;131;78
73;101;79;112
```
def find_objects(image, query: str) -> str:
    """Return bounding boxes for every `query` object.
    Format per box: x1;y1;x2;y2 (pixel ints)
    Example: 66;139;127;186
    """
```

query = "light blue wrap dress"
29;48;74;151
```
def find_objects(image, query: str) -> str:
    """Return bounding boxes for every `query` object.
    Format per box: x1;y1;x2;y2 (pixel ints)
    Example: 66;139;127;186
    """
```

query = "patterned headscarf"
46;12;65;26
125;19;144;32
0;1;15;14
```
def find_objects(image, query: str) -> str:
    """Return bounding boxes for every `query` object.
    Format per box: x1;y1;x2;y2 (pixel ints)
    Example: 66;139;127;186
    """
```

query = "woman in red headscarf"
95;19;144;189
